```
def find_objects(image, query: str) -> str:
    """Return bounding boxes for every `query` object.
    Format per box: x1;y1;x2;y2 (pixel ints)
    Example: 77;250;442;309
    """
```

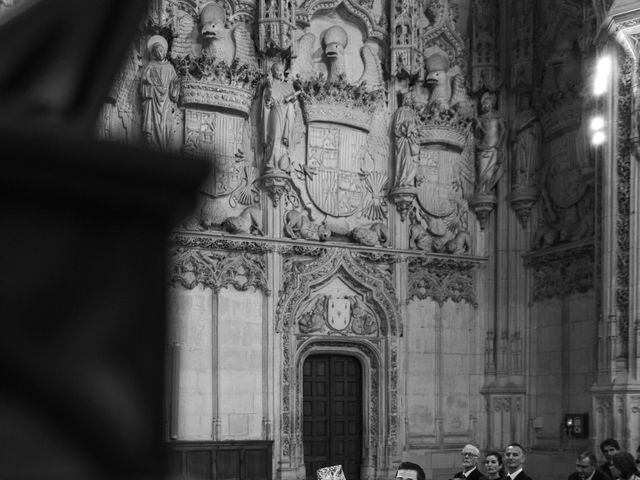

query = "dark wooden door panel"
303;355;362;480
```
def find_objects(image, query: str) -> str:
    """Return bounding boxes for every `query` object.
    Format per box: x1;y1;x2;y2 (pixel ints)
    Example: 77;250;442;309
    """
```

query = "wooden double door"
302;355;363;480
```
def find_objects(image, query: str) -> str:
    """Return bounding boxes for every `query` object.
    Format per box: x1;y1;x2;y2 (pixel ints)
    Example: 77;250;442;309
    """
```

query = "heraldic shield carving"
306;124;368;217
416;147;461;218
185;110;246;198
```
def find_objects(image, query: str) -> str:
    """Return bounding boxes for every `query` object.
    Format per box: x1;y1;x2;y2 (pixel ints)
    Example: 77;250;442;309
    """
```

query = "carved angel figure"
141;35;180;151
262;62;300;171
475;91;505;193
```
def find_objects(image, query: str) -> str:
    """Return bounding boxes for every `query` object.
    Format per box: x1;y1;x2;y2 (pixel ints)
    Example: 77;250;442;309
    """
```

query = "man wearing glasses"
451;444;484;480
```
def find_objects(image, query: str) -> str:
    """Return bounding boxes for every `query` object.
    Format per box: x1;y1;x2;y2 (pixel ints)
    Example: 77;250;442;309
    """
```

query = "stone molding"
276;248;401;472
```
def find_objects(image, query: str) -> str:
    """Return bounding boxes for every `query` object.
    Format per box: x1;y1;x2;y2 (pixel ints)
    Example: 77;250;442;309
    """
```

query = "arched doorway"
302;354;363;480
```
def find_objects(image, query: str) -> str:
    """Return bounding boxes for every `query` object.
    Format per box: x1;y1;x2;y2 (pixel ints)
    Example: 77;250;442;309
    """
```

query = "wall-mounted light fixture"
593;55;611;96
590;54;610;146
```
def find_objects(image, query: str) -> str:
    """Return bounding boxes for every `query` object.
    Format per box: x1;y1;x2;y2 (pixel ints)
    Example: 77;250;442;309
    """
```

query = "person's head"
395;462;426;480
461;444;480;472
147;35;168;62
480;92;496;112
610;452;640;480
271;62;285;80
635;445;640;466
575;451;598;479
600;439;621;460
504;443;526;473
484;451;505;478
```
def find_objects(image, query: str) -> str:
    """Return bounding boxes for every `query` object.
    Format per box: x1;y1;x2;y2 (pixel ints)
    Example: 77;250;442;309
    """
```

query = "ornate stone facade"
97;0;640;477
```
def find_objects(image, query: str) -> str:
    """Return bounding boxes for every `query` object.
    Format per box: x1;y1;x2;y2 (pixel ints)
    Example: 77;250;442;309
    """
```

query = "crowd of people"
394;440;640;480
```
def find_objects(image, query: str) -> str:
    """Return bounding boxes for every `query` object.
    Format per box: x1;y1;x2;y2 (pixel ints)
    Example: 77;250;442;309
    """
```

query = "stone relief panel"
407;257;480;306
389;0;478;243
531;1;595;251
281;9;390;243
296;280;379;336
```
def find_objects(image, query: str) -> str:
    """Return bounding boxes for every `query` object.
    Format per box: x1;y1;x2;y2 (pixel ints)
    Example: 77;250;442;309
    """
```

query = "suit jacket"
510;470;534;480
453;468;486;480
569;470;612;480
598;462;614;480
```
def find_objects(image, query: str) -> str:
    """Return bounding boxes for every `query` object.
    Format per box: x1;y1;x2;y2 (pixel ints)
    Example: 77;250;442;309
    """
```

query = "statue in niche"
542;34;581;96
350;296;377;335
511;94;541;188
393;91;420;189
474;91;505;194
262;62;300;171
299;296;327;333
140;35;180;151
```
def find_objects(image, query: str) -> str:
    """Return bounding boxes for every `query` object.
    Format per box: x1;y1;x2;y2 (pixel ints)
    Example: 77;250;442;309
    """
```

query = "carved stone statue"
351;223;389;247
323;25;348;82
299;296;327;333
199;2;226;58
141;35;180;151
512;94;541;188
221;206;264;235
393;92;420;189
474;91;505;193
262;62;299;171
284;209;332;241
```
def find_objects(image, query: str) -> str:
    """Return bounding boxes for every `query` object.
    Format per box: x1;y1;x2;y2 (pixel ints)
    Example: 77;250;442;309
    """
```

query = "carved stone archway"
276;248;401;480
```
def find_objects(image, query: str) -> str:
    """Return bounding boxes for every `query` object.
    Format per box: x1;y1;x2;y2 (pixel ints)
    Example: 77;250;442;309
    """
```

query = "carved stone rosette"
276;247;401;476
523;241;594;303
407;256;480;306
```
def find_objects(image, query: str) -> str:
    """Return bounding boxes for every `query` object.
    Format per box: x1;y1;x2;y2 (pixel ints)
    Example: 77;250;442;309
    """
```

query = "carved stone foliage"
168;246;270;295
523;242;594;302
407;257;480;307
616;52;633;357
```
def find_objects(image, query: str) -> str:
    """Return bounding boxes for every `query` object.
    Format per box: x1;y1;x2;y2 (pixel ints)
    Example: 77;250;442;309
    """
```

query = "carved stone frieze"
407;256;479;306
168;247;270;295
172;233;275;254
523;241;594;302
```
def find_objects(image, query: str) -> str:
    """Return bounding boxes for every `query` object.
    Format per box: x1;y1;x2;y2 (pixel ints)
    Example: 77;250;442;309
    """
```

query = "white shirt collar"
508;468;523;480
464;468;477;478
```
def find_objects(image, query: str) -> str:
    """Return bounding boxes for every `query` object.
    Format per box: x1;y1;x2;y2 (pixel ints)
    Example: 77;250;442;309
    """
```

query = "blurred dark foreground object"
0;1;210;479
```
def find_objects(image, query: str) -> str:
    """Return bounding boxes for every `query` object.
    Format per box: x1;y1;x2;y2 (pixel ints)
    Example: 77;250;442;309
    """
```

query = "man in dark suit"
570;451;611;480
599;438;621;480
451;444;484;480
504;443;533;480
